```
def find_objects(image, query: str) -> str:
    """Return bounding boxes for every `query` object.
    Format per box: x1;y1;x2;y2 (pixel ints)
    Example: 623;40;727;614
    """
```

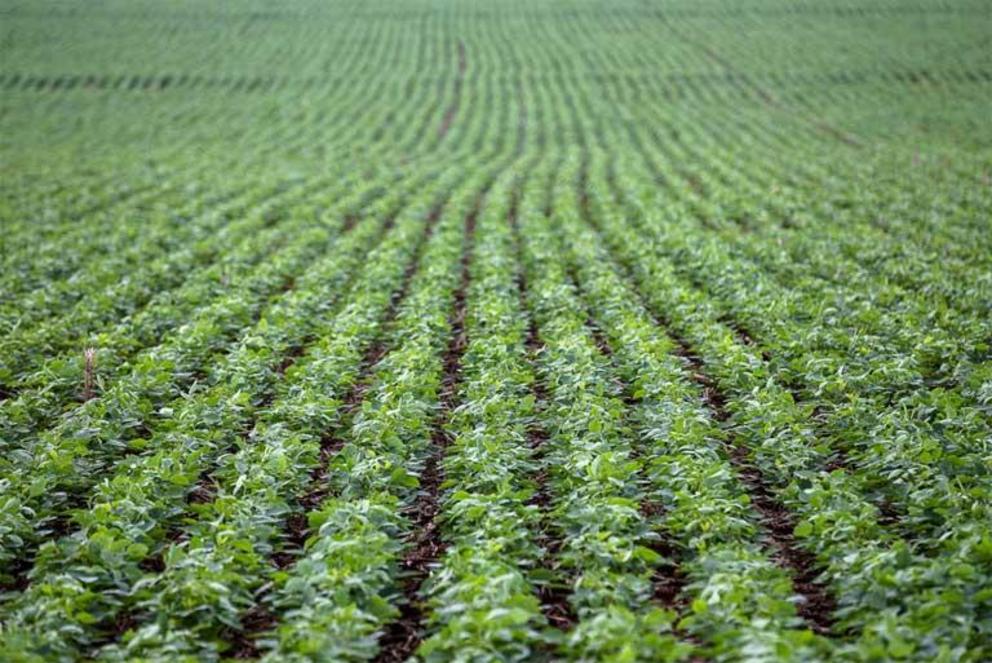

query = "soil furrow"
664;323;839;634
613;265;836;635
295;203;444;517
437;40;467;139
372;193;480;663
508;191;578;633
566;262;693;629
225;202;447;657
579;171;837;636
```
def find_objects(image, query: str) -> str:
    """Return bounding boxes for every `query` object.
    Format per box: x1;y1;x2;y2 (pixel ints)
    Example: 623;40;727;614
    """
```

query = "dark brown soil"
228;604;276;659
726;442;836;633
186;471;217;505
637;505;689;613
372;449;446;663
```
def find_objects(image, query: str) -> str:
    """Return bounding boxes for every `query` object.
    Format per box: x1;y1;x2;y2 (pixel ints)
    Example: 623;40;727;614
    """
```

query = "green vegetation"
1;0;990;661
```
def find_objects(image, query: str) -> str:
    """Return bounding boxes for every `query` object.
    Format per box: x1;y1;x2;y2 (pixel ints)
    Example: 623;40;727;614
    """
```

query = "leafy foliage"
1;0;989;661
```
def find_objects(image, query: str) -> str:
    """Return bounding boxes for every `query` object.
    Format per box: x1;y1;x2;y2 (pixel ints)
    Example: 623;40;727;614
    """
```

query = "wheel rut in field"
659;17;862;148
670;333;837;634
437;40;467;139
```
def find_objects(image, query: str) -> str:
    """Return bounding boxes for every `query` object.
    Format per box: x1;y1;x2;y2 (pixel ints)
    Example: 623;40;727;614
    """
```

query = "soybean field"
1;0;991;661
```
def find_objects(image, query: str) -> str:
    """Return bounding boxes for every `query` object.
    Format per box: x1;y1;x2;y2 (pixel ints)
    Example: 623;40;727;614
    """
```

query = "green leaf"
76;612;98;625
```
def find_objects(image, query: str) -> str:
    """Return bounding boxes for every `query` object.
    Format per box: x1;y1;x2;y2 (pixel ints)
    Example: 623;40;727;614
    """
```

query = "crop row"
0;160;468;659
581;154;990;658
